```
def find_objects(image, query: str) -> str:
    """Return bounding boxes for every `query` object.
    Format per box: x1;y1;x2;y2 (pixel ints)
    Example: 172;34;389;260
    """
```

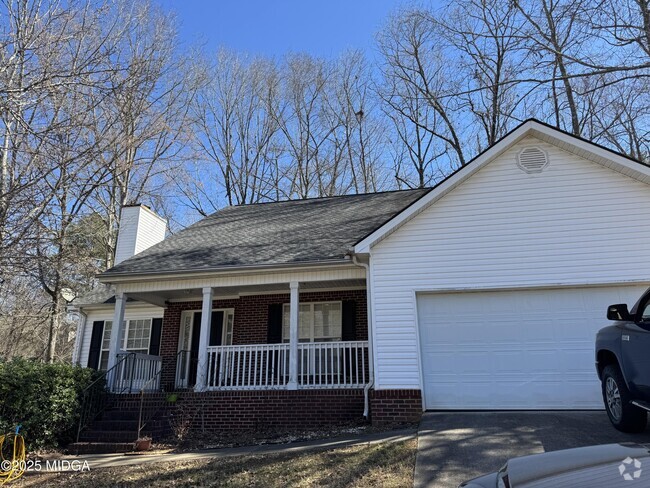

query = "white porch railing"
204;341;369;391
298;341;369;388
206;344;290;390
110;352;162;393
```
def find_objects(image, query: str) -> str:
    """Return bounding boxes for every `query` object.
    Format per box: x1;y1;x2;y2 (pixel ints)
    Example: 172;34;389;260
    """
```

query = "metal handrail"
137;362;164;439
175;349;196;389
76;352;134;442
136;350;185;440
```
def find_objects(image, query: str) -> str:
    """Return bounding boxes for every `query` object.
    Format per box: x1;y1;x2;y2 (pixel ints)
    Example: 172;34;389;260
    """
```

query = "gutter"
352;254;375;419
98;258;356;283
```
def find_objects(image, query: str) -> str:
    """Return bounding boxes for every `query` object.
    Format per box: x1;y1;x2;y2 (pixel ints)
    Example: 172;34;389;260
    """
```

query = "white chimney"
114;204;167;265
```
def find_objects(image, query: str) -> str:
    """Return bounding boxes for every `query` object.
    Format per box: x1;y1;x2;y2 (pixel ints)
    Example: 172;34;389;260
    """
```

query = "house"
71;120;650;441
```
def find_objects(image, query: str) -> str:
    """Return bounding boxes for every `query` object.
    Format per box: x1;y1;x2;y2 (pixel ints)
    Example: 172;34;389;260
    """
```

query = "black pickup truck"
595;288;650;433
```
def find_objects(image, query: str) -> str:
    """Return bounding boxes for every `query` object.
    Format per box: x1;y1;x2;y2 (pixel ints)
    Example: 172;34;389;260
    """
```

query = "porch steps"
70;404;171;454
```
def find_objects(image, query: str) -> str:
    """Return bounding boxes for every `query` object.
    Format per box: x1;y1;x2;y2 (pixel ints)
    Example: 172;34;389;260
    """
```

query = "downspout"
352;254;374;419
71;307;88;366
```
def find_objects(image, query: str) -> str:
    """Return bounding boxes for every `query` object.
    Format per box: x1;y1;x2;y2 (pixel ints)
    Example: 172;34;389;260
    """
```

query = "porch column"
287;281;299;390
195;287;213;392
106;291;126;387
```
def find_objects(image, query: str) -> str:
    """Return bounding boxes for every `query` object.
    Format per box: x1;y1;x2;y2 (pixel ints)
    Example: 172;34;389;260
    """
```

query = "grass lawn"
18;439;416;487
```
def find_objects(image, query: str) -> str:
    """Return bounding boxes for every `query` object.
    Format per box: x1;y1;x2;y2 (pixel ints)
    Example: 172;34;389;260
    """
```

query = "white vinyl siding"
114;206;166;265
115;266;364;294
370;136;650;390
77;305;164;368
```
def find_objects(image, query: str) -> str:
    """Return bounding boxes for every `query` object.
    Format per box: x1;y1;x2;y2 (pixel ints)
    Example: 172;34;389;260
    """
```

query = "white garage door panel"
417;285;647;409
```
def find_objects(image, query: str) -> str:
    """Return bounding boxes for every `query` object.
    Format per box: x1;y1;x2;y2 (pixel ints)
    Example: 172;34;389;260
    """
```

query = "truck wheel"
602;365;647;433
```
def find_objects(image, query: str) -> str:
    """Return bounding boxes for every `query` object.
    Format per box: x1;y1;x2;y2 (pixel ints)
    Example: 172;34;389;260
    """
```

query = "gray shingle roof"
72;284;138;306
101;189;429;277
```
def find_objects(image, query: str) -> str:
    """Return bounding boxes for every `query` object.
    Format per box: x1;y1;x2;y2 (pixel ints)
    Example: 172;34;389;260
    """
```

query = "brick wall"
370;389;423;425
110;389;365;434
160;289;367;388
108;387;421;435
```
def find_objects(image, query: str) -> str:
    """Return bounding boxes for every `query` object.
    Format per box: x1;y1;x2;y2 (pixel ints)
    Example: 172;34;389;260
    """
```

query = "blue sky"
155;0;418;59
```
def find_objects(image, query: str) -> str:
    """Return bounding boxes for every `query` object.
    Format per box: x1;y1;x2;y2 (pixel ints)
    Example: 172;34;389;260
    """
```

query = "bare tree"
186;49;280;214
437;0;525;147
378;8;468;189
330;51;389;193
90;2;194;268
274;54;342;199
33;83;115;362
513;0;592;135
0;0;123;273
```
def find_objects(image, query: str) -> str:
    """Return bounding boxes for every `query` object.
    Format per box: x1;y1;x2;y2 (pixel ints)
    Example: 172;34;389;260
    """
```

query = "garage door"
417;285;647;410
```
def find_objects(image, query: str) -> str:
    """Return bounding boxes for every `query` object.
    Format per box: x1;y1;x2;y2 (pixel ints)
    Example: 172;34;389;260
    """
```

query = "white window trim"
281;301;343;343
177;308;235;352
99;318;153;370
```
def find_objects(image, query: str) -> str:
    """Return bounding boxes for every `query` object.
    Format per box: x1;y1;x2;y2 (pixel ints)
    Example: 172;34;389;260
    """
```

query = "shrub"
0;358;99;450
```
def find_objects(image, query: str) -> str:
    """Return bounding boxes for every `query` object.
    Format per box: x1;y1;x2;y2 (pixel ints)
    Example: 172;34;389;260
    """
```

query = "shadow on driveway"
415;411;650;487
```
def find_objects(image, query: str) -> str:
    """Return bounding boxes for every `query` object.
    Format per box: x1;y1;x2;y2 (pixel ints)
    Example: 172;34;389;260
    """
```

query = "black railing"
76;352;134;442
137;350;187;439
77;352;163;442
112;352;162;394
174;349;198;389
137;364;164;439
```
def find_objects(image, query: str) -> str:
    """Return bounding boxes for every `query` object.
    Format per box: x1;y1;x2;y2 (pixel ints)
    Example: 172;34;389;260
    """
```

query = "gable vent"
517;147;549;174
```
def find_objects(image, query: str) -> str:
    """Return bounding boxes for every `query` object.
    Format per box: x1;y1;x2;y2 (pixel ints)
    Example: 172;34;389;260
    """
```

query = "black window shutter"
341;301;357;341
267;304;284;343
209;311;224;346
87;320;105;370
148;318;163;356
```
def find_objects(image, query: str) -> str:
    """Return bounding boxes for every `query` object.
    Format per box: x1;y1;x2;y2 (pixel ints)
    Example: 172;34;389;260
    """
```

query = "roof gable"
354;119;650;253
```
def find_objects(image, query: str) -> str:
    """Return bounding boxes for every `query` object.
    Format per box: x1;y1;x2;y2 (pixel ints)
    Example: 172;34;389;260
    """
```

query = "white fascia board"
99;260;356;284
529;124;650;182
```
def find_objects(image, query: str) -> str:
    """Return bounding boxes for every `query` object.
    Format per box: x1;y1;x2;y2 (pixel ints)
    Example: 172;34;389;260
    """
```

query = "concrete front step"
67;442;135;455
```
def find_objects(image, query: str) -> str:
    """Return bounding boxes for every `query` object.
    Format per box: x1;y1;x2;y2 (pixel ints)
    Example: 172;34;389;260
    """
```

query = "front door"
177;310;232;388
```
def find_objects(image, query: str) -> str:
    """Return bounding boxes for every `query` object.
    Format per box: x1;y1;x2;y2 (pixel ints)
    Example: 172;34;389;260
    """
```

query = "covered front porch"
103;268;371;396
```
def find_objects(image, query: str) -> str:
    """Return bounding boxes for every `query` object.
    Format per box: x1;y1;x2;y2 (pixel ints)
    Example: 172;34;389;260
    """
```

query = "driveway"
415;411;650;487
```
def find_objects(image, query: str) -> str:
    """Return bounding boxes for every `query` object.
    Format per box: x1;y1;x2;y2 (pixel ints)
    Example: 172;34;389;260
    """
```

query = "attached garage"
355;121;650;412
416;286;647;410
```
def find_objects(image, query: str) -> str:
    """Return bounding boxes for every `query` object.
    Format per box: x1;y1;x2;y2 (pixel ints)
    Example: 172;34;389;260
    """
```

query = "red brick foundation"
110;387;422;434
106;389;422;434
370;389;423;425
110;389;366;434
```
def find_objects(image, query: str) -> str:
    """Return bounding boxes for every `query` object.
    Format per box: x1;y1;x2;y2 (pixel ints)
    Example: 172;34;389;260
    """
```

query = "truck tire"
602;365;647;433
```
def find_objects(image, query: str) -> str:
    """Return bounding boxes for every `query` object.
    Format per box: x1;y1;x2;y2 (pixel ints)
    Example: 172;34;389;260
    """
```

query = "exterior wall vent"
517;147;549;174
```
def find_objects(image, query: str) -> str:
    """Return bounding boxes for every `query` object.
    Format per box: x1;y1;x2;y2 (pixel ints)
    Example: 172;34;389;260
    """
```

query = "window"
208;310;234;346
223;311;234;345
641;301;650;322
99;319;152;370
281;302;342;342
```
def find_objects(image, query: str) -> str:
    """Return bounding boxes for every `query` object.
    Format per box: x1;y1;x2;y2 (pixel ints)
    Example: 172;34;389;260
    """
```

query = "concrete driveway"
415;411;650;487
